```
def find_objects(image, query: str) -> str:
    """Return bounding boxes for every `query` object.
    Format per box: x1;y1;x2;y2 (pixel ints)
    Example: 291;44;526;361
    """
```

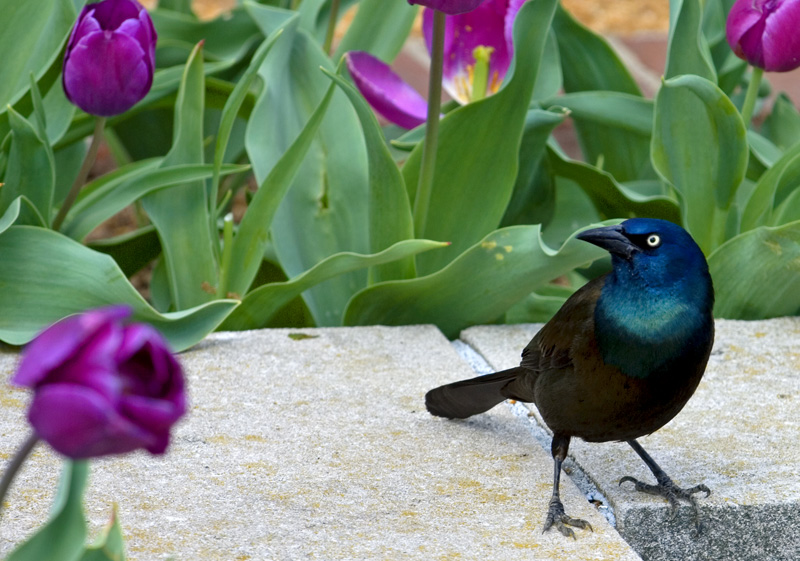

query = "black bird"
426;218;715;537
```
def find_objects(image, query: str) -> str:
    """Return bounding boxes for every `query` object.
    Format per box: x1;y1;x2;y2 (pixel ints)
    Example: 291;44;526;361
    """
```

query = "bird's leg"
542;434;593;538
620;439;711;534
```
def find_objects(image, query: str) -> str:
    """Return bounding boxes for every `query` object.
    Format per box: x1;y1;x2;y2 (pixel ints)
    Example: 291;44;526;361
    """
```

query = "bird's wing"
519;275;606;372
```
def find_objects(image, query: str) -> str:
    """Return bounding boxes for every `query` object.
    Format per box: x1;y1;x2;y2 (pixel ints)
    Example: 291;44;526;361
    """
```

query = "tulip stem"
740;66;763;128
323;0;341;55
0;432;39;519
413;9;446;238
52;116;107;232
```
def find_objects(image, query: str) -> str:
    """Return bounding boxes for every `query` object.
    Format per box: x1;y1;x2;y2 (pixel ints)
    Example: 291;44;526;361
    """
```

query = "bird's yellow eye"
646;234;661;248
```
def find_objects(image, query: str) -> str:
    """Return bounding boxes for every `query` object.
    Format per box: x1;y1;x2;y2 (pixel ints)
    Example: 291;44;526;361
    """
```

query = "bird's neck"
594;272;713;379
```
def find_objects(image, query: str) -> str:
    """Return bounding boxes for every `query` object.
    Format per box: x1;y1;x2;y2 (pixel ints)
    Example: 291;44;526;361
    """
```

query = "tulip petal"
346;51;429;129
29;384;156;458
91;0;145;31
423;0;516;104
63;30;152;116
408;0;487;14
13;306;130;388
762;0;800;71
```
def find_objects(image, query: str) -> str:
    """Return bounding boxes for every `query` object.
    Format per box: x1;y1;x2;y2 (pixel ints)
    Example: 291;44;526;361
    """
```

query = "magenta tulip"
13;307;186;459
63;0;157;116
408;0;487;15
347;0;526;129
726;0;800;72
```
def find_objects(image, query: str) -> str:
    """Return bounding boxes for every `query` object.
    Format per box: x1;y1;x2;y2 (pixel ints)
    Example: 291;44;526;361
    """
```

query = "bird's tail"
425;367;525;419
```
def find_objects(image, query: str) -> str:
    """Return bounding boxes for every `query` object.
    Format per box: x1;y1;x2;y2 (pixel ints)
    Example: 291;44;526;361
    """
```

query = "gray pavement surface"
462;318;800;561
0;326;640;560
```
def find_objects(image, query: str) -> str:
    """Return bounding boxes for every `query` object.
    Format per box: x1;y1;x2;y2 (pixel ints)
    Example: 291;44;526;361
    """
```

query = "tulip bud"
63;0;157;116
726;0;800;72
13;307;186;459
407;0;486;15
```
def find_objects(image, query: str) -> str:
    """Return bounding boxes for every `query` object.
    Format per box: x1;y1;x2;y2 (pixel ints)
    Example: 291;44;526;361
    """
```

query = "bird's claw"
542;497;593;539
619;475;710;533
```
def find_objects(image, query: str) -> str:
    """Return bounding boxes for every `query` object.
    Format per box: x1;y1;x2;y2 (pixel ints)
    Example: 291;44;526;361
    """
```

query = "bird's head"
577;218;710;291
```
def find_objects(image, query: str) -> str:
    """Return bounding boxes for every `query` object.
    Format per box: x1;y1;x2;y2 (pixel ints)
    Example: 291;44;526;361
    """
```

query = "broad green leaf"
7;461;88;561
665;0;717;81
741;140;800;231
402;0;558;276
505;283;577;324
324;68;415;283
551;4;649;181
2;107;55;225
333;0;417;63
344;224;609;338
245;2;370;326
548;146;681;222
652;74;747;253
42;74;77;144
0;0;74;109
0;226;236;351
761;92;800;152
710;220;800;319
78;507;126;561
0;197;22;234
748;130;782;169
225;82;336;297
532;31;563;102
543;91;654;136
222;239;448;331
151;7;262;63
141;43;219;310
500;108;567;227
65;163;248;241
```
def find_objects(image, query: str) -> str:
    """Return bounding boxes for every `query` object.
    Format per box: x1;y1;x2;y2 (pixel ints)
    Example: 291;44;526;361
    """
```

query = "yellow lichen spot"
243;434;267;442
482;241;497;250
754;332;767;338
495;253;504;261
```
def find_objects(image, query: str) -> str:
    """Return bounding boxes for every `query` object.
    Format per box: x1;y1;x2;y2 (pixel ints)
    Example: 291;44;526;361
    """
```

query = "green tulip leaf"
402;0;558;276
665;0;717;82
245;2;371;326
334;0;417;63
344;224;609;338
0;226;237;351
6;461;88;561
222;239;448;331
652;74;747;253
225;80;337;297
710;220;800;319
543;91;654;136
2;106;55;226
761;92;800;152
88;226;161;278
551;4;650;182
548;146;680;222
141;42;219;310
78;507;126;561
740;140;800;231
323;68;415;283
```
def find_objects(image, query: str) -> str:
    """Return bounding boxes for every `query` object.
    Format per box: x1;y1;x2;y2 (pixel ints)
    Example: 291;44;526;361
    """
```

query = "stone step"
0;325;640;560
462;318;800;561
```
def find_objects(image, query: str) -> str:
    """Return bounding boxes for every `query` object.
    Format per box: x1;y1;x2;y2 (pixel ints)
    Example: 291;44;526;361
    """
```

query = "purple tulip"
726;0;800;72
63;0;157;117
346;0;526;129
12;306;186;459
407;0;487;14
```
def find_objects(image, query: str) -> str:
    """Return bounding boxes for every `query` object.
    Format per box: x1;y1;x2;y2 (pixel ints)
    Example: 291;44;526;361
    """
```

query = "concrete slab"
0;326;640;560
461;318;800;561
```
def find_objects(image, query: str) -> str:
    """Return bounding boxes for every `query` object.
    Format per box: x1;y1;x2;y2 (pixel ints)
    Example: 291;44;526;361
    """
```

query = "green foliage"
1;0;799;351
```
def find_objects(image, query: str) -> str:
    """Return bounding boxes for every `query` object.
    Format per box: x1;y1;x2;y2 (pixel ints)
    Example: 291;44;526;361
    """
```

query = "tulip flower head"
726;0;800;72
347;0;526;129
13;307;186;459
63;0;157;116
407;0;487;15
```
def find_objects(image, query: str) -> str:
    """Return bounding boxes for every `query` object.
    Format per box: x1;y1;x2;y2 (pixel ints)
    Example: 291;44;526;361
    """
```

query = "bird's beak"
576;224;639;259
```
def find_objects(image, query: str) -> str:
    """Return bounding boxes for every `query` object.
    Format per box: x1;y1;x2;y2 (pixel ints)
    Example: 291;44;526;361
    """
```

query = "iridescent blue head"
578;219;714;379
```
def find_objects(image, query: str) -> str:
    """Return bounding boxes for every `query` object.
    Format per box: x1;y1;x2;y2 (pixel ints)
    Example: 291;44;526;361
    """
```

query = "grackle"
426;218;715;537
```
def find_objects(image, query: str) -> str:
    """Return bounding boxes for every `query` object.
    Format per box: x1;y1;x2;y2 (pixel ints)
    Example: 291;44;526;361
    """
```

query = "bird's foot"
542;497;593;539
619;474;710;534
